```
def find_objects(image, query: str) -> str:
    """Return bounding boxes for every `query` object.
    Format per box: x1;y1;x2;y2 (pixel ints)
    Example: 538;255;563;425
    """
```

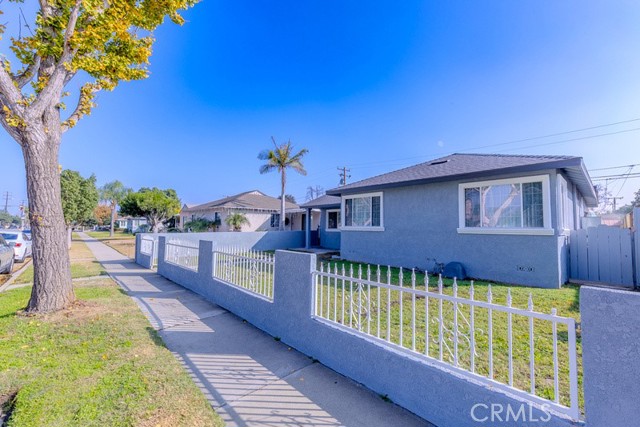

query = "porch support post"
305;208;312;249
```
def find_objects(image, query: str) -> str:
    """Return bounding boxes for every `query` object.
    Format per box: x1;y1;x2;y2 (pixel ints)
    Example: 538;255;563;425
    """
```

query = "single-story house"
116;217;148;233
180;190;319;232
322;153;598;289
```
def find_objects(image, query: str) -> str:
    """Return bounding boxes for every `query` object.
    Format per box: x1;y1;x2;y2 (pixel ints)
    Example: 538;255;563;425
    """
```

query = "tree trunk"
109;202;115;237
22;127;75;313
280;170;286;231
151;216;160;233
67;226;72;250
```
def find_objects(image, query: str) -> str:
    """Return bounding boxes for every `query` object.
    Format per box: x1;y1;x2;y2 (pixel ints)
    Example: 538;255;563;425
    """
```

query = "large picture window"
459;175;551;235
342;192;383;230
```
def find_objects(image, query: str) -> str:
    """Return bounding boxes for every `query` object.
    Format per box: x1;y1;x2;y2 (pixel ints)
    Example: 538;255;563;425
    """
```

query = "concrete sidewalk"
78;233;434;427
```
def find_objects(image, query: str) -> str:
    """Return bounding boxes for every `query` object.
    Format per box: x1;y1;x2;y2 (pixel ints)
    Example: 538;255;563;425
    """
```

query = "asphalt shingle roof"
327;153;582;194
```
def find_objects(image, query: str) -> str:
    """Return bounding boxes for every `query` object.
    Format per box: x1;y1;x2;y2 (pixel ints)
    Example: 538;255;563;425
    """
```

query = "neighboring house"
116;217;148;233
325;153;598;289
180;190;308;232
300;195;342;250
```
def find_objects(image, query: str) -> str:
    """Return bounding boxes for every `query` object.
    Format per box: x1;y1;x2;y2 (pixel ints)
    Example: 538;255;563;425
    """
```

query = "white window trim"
341;191;385;231
457;174;553;236
270;213;280;229
325;209;341;232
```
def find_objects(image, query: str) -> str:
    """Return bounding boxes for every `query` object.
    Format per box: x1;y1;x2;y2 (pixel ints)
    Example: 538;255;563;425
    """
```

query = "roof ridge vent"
429;159;450;166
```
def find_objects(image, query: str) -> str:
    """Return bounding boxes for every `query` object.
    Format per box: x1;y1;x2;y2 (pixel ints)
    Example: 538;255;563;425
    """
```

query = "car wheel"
7;258;14;273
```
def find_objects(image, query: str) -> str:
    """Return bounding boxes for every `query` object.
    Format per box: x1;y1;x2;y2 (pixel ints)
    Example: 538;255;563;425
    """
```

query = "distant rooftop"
326;153;597;206
182;190;298;213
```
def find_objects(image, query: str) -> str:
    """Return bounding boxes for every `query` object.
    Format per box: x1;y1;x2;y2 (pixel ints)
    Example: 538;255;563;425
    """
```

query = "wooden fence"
570;225;635;287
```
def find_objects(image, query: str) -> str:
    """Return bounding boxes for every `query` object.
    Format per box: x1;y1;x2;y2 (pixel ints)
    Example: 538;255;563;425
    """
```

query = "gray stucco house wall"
328;154;597;289
319;209;341;250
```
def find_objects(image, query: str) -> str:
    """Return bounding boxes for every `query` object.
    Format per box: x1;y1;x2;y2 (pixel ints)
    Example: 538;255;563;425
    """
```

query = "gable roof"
326;153;598;206
182;190;298;213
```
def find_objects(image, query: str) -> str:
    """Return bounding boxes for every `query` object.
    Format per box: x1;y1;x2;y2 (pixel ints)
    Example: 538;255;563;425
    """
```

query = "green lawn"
14;241;106;285
0;281;223;427
86;230;136;240
317;259;582;411
85;231;136;258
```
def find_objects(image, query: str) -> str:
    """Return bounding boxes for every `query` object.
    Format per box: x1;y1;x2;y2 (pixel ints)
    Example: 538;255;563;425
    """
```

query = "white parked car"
0;235;13;273
0;231;33;263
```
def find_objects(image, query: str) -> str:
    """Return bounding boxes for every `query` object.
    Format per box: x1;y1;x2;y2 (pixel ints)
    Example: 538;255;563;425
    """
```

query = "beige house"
180;190;319;232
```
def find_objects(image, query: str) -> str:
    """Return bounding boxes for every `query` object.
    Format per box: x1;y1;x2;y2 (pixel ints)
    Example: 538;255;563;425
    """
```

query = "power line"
591;173;640;181
590;163;640;172
346;118;640;170
463;119;640;153
614;166;636;197
494;127;640;153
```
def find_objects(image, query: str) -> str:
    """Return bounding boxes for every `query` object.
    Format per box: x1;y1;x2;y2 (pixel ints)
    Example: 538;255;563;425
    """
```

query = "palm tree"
258;137;309;230
225;212;250;232
99;181;131;237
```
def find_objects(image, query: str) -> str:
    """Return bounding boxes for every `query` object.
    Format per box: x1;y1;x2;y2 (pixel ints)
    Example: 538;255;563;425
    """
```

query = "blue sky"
1;1;640;213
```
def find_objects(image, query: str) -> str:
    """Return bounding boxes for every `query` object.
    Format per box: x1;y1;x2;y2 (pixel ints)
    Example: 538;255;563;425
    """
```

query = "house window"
326;210;341;231
214;212;221;223
459;175;552;235
342;192;384;231
270;213;280;228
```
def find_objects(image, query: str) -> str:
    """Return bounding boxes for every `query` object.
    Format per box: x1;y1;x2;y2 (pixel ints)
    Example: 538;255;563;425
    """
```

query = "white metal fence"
212;247;275;300
164;240;200;271
313;263;580;420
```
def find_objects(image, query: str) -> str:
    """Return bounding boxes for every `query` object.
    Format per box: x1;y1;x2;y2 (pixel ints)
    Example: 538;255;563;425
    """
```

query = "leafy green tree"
120;188;181;233
633;188;640;207
0;0;196;312
258;138;308;230
0;211;21;228
99;181;131;237
225;212;250;232
60;170;99;247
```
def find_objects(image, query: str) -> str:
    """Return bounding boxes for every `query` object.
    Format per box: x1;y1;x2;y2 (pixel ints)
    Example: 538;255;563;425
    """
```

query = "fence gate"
570;226;635;287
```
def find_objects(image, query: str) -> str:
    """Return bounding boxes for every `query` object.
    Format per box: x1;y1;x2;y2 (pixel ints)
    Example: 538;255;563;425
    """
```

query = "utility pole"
2;192;11;213
605;196;624;212
337;167;351;186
